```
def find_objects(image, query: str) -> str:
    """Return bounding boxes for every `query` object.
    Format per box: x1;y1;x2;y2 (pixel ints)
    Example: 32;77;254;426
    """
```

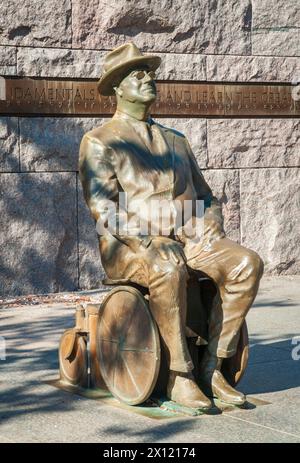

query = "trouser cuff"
211;346;236;358
170;359;194;373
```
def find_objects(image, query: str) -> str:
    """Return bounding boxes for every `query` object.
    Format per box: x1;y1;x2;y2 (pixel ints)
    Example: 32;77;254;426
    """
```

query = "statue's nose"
143;73;153;83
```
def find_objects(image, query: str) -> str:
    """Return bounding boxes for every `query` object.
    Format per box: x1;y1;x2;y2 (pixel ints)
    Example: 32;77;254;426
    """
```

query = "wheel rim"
97;287;161;405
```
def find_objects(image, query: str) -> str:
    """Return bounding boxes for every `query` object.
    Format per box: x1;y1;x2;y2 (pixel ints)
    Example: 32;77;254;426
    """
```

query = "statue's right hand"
146;237;186;265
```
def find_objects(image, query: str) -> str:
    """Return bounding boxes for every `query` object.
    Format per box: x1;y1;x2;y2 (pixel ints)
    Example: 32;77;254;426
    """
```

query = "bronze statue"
78;43;264;411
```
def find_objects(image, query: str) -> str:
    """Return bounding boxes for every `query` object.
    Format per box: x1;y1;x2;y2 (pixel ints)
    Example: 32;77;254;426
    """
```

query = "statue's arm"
184;138;224;232
79;134;152;252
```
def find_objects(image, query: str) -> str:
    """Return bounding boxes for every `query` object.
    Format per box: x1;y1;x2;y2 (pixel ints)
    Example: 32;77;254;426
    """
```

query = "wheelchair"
58;271;249;406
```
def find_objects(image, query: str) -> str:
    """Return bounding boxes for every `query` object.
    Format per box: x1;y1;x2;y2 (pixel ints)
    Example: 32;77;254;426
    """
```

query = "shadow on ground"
1;303;300;433
240;338;300;395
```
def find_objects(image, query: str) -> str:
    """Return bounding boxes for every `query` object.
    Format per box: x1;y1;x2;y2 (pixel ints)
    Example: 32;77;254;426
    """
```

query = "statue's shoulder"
153;120;187;143
79;119;118;166
82;119;116;146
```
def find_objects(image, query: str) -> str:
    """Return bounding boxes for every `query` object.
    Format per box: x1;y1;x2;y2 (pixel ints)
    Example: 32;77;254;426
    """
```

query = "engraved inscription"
0;78;299;117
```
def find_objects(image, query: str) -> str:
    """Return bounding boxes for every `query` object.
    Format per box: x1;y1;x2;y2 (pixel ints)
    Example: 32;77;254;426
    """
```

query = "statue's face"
116;68;157;104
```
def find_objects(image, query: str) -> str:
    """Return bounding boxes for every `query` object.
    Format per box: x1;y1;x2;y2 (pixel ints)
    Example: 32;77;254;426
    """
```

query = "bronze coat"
79;110;221;276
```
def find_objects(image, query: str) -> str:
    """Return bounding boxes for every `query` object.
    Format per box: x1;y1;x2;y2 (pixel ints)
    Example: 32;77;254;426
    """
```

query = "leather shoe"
210;370;246;405
200;350;246;406
167;370;212;410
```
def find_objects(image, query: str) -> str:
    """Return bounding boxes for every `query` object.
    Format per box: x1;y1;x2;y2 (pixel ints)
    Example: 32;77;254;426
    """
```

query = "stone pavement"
0;276;300;443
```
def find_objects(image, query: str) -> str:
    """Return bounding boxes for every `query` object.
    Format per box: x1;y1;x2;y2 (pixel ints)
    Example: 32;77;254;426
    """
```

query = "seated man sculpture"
79;43;264;411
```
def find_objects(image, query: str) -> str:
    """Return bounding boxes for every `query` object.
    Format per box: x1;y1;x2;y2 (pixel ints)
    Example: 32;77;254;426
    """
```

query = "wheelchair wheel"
221;321;249;387
96;286;161;405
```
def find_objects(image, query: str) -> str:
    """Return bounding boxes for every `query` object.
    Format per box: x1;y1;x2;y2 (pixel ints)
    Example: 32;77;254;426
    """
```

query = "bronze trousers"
104;236;264;373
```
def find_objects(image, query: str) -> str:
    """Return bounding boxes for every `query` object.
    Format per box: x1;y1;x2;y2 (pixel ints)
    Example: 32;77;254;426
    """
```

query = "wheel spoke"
100;338;119;344
120;352;141;396
100;316;116;340
100;338;154;353
121;346;154;353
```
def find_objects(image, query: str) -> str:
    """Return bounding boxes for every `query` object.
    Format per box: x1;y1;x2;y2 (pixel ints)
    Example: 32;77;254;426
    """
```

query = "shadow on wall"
0;116;206;297
0;117;105;297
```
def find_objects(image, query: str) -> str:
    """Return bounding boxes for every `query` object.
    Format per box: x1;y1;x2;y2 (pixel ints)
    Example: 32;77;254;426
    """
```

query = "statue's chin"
143;93;156;104
123;93;156;104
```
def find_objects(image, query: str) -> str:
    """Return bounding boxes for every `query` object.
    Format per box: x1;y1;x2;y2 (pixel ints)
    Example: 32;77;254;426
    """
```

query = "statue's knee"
151;259;188;282
245;250;264;279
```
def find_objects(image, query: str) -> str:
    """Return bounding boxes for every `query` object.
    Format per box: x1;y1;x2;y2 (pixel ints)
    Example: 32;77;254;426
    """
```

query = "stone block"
0;117;19;172
253;0;300;28
156;53;206;80
17;47;104;78
19;117;107;172
0;45;16;75
252;0;300;56
240;168;300;274
156;117;207;168
72;0;251;55
78;184;105;290
207;55;300;82
207;119;300;168
16;47;207;81
0;172;78;296
0;0;71;47
252;30;300;57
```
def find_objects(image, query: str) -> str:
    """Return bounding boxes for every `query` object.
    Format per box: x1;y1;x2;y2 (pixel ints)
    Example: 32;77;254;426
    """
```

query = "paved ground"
0;276;300;443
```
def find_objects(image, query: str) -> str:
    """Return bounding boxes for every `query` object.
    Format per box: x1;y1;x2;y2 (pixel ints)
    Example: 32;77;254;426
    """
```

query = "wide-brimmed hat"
98;42;161;96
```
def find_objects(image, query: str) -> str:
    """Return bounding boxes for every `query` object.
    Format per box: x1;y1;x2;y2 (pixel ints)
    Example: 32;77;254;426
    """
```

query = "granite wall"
0;0;299;296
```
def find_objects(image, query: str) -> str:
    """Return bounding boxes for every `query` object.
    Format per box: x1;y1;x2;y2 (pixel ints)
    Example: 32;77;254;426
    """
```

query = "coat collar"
110;110;175;190
111;110;174;144
113;109;152;125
